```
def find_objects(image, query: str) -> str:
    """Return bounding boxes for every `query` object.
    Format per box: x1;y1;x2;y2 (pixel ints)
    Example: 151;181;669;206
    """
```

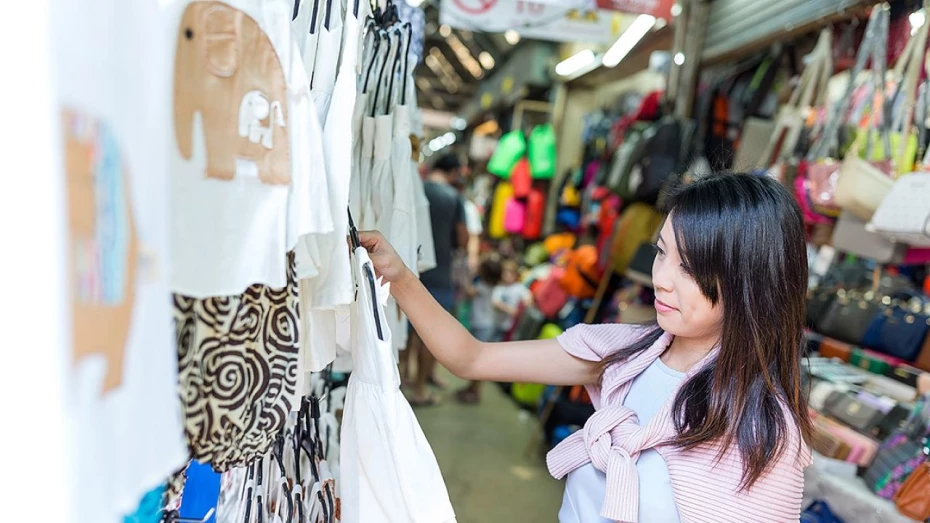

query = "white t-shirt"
559;357;684;523
464;199;483;236
168;0;332;297
55;1;188;520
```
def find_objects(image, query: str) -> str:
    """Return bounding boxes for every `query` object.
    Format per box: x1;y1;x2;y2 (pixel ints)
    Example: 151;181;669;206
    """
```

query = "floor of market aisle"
414;369;565;522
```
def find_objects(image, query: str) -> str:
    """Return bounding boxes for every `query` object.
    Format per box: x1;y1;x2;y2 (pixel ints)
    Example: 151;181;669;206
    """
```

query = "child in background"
456;257;502;404
492;260;533;338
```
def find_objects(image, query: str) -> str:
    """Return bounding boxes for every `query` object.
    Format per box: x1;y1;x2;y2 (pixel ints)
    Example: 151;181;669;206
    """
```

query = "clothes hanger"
161;508;216;523
401;22;413;106
271;436;294;523
242;464;255;523
371;30;394;118
362;27;382;94
254;457;265;523
386;26;405;115
309;0;321;35
324;0;334;31
292;0;300;21
348;209;385;341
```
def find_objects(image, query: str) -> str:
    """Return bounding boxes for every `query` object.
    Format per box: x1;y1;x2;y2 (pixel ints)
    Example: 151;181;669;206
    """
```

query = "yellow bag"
857;129;918;175
611;203;664;275
488;182;514;239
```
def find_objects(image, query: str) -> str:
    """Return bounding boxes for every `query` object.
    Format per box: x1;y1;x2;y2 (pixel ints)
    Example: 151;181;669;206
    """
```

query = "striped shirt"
547;324;811;523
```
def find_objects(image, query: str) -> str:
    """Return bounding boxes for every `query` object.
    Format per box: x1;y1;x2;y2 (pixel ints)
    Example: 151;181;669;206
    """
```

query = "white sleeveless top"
559;357;684;523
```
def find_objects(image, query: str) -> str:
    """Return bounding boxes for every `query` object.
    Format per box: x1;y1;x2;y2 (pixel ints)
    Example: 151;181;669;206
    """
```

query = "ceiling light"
440;24;452;37
416;77;432;92
446;33;484;78
673;52;685;66
670;3;682;17
405;0;425;6
505;30;521;45
451;117;467;130
555;49;596;77
479;51;496;69
603;14;656;68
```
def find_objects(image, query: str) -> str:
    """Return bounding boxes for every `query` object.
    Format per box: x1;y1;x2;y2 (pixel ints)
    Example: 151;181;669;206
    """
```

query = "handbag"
823;391;886;433
533;269;570;319
805;7;889;220
868;173;930;246
916;332;930;372
817;290;881;345
861;293;930;362
807;288;838;328
818;337;853;362
831;211;906;263
895;461;930;520
488;130;526;178
800;501;843;523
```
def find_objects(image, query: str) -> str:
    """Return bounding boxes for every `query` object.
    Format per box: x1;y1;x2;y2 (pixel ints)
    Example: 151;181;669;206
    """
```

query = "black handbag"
807;289;838;328
817;290;881;345
511;306;546;341
823;390;886;433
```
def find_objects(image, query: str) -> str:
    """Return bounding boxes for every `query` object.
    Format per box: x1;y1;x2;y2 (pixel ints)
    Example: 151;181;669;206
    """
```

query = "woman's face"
652;218;724;343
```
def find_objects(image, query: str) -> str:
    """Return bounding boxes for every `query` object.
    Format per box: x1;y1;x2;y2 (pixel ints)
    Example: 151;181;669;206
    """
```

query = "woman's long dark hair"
600;173;812;489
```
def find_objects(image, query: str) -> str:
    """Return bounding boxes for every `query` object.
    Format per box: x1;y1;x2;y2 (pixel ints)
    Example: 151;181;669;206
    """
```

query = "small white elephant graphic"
238;90;286;150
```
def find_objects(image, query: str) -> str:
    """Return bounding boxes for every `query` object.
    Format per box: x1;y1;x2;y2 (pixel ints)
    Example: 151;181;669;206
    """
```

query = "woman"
360;173;813;522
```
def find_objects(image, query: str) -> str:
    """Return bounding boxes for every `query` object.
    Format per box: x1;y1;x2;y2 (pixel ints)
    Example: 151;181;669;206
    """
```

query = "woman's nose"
652;258;673;293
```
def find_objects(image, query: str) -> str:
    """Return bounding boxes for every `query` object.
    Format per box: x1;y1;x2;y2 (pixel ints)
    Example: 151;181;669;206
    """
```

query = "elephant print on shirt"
63;108;138;394
173;1;291;185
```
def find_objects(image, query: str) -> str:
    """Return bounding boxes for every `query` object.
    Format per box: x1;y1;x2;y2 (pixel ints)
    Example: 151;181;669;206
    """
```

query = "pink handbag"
795;172;835;225
533;268;570;319
503;198;526;234
805;159;842;217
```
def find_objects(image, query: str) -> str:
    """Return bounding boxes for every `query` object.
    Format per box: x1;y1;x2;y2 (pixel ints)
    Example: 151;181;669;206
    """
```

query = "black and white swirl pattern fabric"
174;252;299;471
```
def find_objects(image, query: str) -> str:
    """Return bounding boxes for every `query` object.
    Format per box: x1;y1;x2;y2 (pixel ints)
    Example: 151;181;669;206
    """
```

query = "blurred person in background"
406;152;468;407
456;255;503;404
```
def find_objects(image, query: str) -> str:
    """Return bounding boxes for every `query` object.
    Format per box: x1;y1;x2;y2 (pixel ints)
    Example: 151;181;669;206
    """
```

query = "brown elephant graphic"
64;108;138;394
173;1;291;186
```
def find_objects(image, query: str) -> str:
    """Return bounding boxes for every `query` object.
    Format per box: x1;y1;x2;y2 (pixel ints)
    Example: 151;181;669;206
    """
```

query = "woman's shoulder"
556;323;654;362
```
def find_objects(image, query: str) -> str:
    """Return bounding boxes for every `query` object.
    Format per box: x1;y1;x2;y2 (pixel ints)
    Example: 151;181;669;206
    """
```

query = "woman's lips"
654;298;678;314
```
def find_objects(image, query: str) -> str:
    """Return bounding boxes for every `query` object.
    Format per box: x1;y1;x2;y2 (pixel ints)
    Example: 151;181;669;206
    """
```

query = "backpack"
522;188;546;240
488;130;526;178
559;245;600;299
623;116;696;204
488;182;514;239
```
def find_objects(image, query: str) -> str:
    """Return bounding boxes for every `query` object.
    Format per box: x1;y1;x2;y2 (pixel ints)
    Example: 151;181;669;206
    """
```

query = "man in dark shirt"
409;153;468;406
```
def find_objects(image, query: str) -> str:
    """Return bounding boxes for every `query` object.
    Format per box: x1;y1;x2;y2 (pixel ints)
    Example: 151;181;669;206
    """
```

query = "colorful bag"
510;157;532;198
865;423;929;500
522;188;545;240
528;123;557;179
488;182;514;239
503;198;526;234
534;268;570;319
868;173;930;247
894;460;930;520
559;246;600;300
488;130;526;178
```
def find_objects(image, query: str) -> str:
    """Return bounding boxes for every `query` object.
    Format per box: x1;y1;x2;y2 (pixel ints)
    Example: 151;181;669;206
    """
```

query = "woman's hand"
358;231;415;286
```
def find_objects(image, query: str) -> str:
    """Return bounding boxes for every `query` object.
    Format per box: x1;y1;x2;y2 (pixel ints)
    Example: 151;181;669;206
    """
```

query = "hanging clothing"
55;0;188;520
412;160;437;274
173;252;300;471
296;0;367;375
340;247;456;523
548;324;811;522
169;0;333;298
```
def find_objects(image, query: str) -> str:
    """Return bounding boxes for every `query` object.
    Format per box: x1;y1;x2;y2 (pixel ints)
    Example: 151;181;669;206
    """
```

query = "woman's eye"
651;243;665;257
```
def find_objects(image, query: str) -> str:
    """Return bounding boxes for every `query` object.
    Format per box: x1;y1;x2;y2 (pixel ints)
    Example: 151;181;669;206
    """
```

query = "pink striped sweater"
547;324;811;523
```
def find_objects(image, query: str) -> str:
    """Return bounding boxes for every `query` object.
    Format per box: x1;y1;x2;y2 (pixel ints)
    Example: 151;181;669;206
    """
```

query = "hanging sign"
595;0;675;20
441;0;626;45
